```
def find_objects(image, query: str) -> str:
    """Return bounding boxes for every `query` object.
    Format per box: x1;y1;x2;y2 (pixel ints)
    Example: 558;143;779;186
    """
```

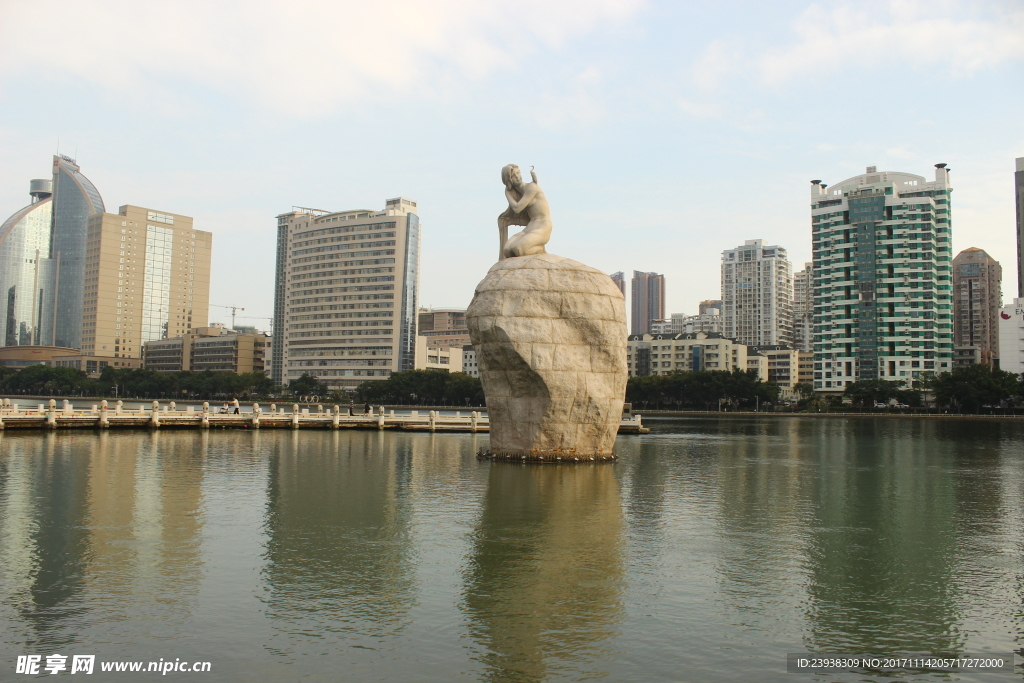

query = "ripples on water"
0;418;1022;681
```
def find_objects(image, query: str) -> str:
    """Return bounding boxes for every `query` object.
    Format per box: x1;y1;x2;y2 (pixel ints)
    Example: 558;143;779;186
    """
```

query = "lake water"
1;418;1022;681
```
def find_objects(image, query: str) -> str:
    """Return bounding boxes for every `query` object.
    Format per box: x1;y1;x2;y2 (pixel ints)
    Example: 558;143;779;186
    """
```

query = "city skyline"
1;2;1020;324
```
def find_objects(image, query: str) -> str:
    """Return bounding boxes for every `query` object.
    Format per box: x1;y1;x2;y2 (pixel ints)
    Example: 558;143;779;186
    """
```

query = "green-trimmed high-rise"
810;164;953;394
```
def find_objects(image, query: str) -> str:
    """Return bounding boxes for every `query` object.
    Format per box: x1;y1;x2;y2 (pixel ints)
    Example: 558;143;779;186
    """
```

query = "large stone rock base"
467;253;628;461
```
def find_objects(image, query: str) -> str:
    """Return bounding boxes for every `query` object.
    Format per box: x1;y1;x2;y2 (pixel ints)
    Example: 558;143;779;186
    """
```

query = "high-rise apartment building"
630;270;665;335
0;180;56;346
80;206;212;360
51;155;105;349
1015;157;1024;297
811;165;954;392
793;262;813;352
610;271;626;297
272;198;420;390
952;248;1001;367
721;239;793;347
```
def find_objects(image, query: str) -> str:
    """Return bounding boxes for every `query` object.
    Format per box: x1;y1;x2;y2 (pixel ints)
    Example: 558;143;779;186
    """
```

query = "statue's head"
501;164;522;188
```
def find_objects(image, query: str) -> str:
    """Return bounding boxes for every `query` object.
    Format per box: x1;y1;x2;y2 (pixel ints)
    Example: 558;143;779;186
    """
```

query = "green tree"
930;365;1022;413
289;372;328;397
355;370;483;406
793;382;814;400
843;378;919;408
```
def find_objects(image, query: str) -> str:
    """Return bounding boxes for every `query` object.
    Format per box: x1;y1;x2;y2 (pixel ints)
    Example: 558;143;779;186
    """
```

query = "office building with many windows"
272;197;420;390
0;179;56;347
952;248;1001;367
51;155;106;349
810;165;954;393
79;205;211;361
721;239;793;347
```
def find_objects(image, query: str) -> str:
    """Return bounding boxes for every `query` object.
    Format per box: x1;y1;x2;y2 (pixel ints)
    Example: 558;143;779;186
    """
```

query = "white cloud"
676;97;720;119
0;0;644;117
690;38;744;91
885;145;915;158
757;1;1024;84
686;1;1024;92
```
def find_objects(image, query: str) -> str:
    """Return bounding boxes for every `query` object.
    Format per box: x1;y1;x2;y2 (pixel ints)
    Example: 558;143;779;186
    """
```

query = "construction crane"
212;304;245;329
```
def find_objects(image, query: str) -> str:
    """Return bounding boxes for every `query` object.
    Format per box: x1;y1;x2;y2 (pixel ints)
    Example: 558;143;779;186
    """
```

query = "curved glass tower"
50;155;105;349
0;180;56;346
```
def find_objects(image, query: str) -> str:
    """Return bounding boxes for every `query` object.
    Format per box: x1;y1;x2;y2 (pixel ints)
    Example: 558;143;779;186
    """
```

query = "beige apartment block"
418;307;471;350
746;352;768;383
749;345;814;395
272;198;420;390
626;332;754;378
143;326;266;374
413;333;463;372
81;205;211;361
193;331;267;373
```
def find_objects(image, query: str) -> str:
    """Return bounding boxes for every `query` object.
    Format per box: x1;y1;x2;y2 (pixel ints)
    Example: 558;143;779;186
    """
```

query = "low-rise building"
53;354;140;377
746;351;768;383
650;312;724;335
462;345;479;377
418;308;471;350
749;345;814;396
413;334;463;372
627;332;751;377
797;351;814;386
143;326;267;374
192;333;267;373
0;346;80;369
998;298;1024;374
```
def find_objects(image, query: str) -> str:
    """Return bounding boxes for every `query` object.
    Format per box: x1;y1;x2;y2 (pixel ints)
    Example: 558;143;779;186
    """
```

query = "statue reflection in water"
462;464;625;681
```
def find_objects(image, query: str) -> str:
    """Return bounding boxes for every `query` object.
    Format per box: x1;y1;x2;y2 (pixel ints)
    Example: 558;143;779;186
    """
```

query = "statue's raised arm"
497;164;552;260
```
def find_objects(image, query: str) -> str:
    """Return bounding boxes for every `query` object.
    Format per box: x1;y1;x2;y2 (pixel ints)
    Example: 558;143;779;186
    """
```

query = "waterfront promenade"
0;398;649;434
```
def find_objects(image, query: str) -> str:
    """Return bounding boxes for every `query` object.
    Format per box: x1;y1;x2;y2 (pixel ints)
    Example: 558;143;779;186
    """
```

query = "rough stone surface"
466;253;628;461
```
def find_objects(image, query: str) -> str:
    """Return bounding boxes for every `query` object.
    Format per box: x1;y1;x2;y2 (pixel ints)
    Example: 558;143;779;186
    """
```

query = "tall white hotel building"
271;198;420;390
810;165;954;393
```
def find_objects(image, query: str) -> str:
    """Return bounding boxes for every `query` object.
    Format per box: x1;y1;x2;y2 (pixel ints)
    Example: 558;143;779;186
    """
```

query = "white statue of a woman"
497;164;552;260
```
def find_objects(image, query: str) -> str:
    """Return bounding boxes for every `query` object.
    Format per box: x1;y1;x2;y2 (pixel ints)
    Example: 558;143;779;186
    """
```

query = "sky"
1;0;1022;329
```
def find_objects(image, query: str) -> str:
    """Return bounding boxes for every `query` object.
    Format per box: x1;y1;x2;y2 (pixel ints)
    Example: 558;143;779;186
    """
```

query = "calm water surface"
1;418;1022;681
